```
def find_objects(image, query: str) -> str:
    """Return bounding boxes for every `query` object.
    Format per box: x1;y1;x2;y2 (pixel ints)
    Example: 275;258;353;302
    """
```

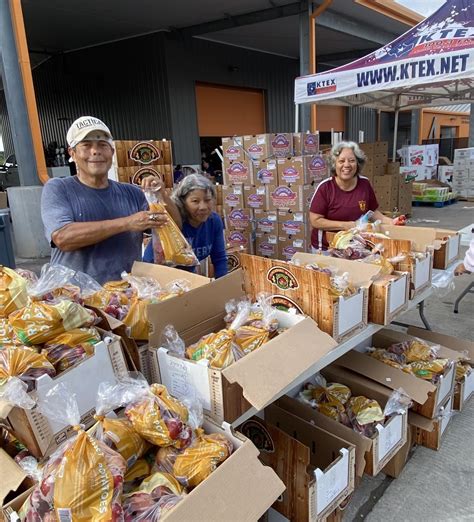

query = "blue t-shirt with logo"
143;212;228;278
41;176;148;284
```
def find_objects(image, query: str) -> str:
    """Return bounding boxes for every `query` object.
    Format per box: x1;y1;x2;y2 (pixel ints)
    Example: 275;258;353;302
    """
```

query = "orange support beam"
9;0;48;184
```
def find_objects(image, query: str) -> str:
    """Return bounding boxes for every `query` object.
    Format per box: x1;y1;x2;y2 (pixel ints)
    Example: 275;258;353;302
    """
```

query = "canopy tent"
294;0;473;155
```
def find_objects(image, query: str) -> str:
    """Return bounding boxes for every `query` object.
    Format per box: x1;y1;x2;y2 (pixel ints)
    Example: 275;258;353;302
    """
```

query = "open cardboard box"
1;421;285;522
408;327;474;411
411;392;454;451
239;410;355;521
148;269;337;425
1;330;129;459
379;224;460;270
0;449;35;513
277;364;408;480
335;329;459;419
240;253;378;342
292;251;410;326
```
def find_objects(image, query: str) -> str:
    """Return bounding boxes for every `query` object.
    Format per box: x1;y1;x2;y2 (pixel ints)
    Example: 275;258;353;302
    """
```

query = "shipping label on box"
253;158;278;185
269;185;313;212
304;155;329;184
224;160;254;185
224;208;253;231
254;210;278;234
271;133;293;158
277;156;307;185
222;185;244;209
243;134;270;161
243;185;271;210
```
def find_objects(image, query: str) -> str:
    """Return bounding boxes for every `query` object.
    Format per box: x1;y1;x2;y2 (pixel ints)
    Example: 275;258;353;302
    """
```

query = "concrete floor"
344;201;474;522
13;201;474;522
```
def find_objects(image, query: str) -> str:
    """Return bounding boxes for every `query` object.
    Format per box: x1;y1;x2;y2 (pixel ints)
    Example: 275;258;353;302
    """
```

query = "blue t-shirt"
41;176;148;284
143;212;228;278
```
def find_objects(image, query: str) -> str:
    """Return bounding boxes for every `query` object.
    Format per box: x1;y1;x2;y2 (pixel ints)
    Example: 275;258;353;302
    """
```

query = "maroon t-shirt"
310;176;378;249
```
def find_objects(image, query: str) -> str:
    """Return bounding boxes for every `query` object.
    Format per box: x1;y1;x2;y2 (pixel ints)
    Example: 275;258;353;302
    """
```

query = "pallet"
412;198;457;208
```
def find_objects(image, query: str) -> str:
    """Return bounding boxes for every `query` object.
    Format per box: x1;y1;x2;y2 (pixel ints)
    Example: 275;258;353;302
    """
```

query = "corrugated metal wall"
346;107;377;142
0;32;298;165
163;35;298;163
0;92;15;157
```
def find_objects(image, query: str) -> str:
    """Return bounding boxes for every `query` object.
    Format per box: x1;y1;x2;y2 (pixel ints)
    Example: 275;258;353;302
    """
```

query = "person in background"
41;115;180;284
454;239;474;275
201;159;215;180
173;164;184;185
143;174;228;278
309;140;394;252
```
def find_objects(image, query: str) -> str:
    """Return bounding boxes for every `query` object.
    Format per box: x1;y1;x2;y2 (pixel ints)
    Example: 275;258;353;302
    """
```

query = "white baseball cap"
66;116;114;147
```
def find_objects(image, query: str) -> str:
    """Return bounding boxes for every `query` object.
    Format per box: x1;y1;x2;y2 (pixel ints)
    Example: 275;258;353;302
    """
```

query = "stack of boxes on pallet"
220;133;329;260
452;147;474;199
113;140;174;188
360;141;413;215
398;144;439;181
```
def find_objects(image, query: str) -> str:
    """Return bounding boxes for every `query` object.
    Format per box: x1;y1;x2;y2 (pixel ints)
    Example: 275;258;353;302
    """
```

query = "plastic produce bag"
88;380;149;468
122;472;184;522
0;347;55;408
455;361;472;382
383;388;412;417
144;188;199;267
0;317;17;346
431;266;456;298
406;359;450;382
42;327;101;372
8;299;96;346
14;267;38;285
160;325;186;358
346;396;385;436
120;376;195;448
123;458;153;494
22;382;127;522
185;301;252;369
0;265;28;318
156;428;233;488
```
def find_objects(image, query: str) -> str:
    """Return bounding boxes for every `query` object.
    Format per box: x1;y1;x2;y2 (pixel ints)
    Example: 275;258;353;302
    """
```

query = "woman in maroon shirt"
310;141;392;251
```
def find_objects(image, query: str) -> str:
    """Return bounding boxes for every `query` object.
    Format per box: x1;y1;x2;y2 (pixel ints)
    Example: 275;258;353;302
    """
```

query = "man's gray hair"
171;174;216;220
328;140;366;176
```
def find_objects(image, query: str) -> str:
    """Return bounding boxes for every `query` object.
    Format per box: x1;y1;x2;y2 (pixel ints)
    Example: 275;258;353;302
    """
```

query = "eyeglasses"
336;158;357;165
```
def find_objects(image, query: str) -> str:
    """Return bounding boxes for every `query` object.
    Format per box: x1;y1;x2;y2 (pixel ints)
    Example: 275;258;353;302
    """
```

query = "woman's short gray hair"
171;174;216;219
329;140;366;176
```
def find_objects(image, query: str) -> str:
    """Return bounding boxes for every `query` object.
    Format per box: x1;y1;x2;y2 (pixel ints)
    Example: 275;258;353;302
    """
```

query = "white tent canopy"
294;0;473;113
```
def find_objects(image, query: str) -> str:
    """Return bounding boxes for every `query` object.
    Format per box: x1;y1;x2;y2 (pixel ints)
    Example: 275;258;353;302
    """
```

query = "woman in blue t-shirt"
143;174;228;278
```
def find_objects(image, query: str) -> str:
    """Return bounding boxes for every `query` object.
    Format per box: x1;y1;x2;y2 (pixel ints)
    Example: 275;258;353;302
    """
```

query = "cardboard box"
270;133;293;158
304;155;329;184
162;419;285;520
398;181;413;215
0;192;8;209
241;253;380;342
278;239;308;262
222;136;245;165
335;328;459;419
225;229;253;253
3;332;129;458
243;185;271;210
254;210;278;235
454;147;474;160
116;165;173;188
278;216;309;241
368;272;410;325
114;139;172;167
268;185;313;212
374;175;399;203
407;327;474;412
411;393;453;451
380;224;460;270
277;156;307;186
438;165;454;184
381;424;416;479
222;184;245;210
147;269;337;424
224;208;253;232
243;134;270;162
0;449;35;510
278;376;407;479
224;160;254;185
240;411;355;521
255;234;278;258
385;162;400;176
253;158;278;185
293;132;320;156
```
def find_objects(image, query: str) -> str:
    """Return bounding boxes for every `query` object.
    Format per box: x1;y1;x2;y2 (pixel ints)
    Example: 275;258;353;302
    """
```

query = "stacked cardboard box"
114;139;174;187
452;147;474;199
221;133;327;259
398;144;439;181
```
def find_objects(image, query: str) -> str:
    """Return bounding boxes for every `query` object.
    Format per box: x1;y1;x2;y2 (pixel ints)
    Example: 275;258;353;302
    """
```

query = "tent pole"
392;108;400;162
295;104;299;133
